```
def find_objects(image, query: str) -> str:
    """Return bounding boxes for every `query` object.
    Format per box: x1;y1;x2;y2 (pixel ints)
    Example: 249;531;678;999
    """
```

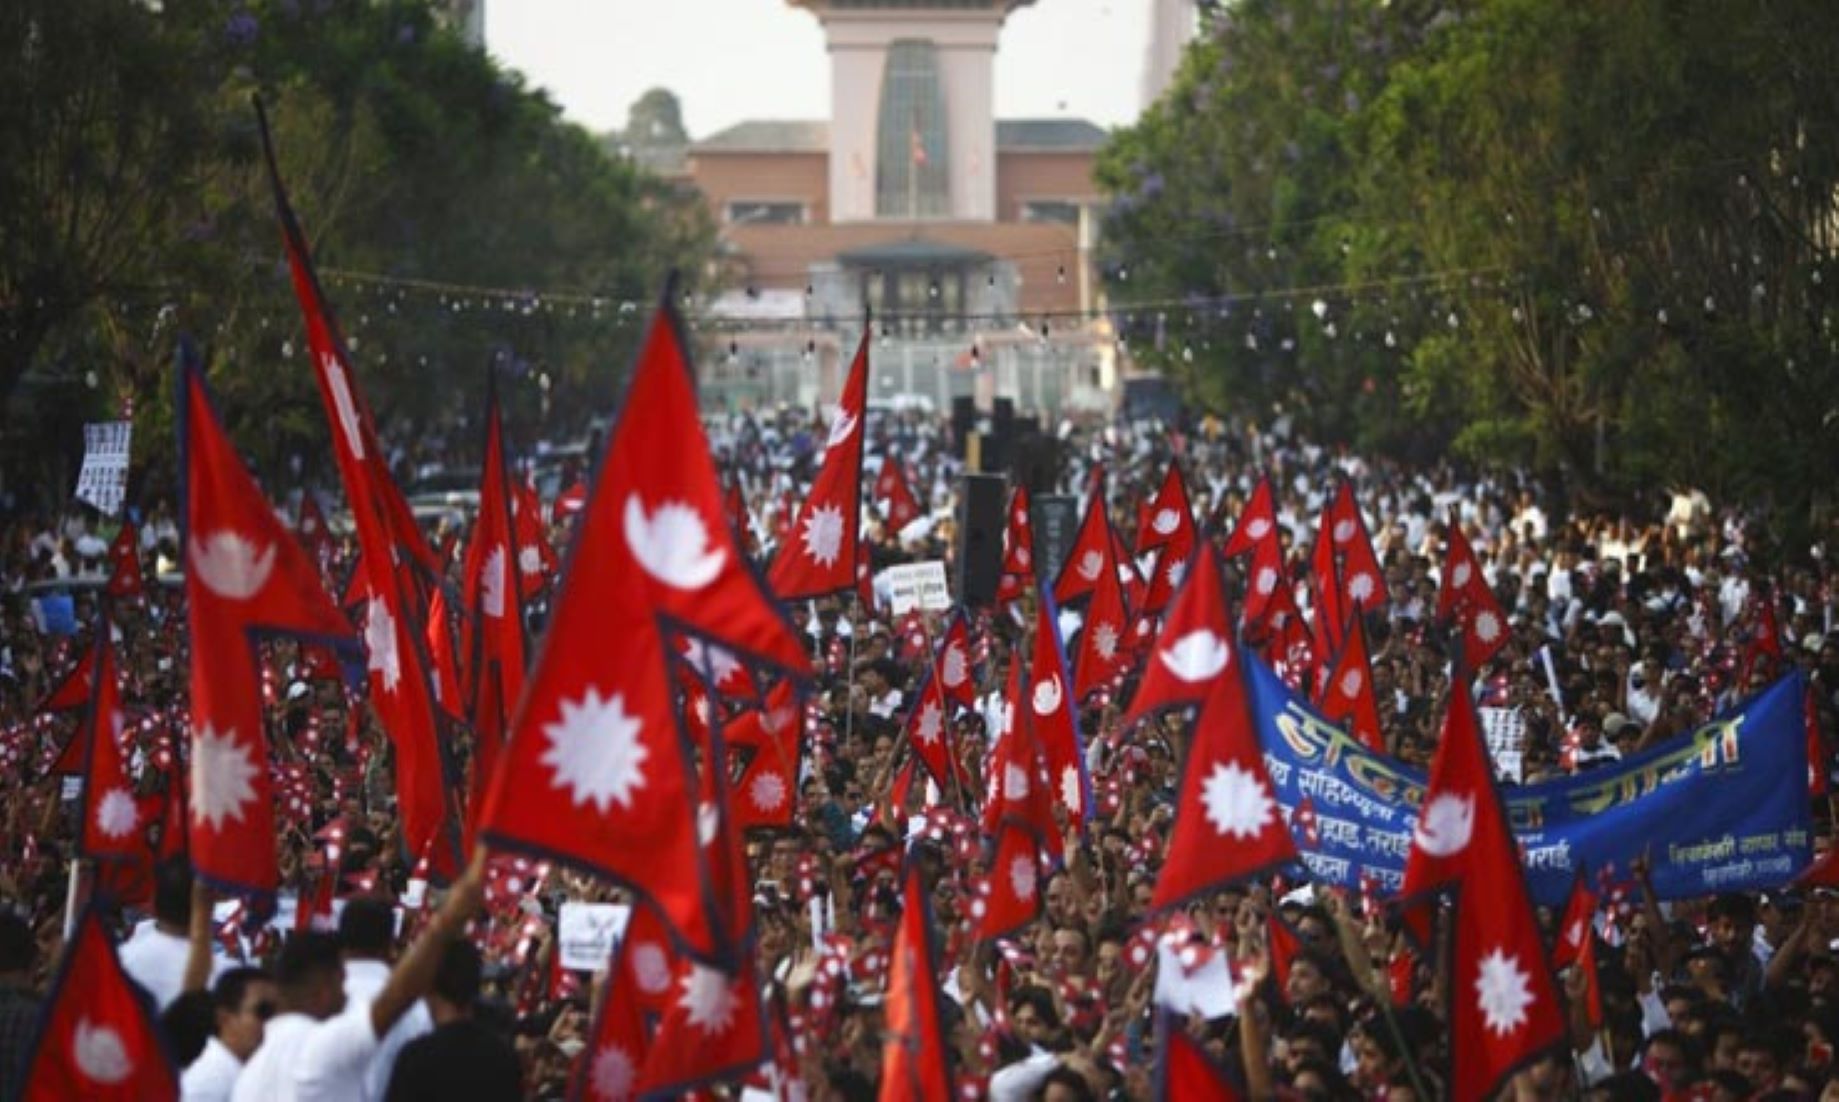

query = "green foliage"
0;0;712;505
1101;0;1839;516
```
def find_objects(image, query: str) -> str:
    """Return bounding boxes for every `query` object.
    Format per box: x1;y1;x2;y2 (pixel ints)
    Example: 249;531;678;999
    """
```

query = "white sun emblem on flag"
1059;765;1082;813
322;353;366;460
96;788;139;839
624;497;726;591
1451;560;1472;589
1009;854;1038;901
1473;609;1502;643
802;503;846;567
364;597;401;695
1002;762;1030;801
73;1019;133;1084
1016;546;1031;567
1166;559;1186;590
1347;572;1376;603
1200;761;1275;839
519;545;543;576
914;701;943;746
541;688;649;814
749;771;788;812
1333;518;1356;544
191;724;258;831
589;1044;636;1101
1246;517;1272;540
481;545;507;619
679;964;740;1035
1338;669;1365;698
631;942;672;994
1255;567;1279;595
941;644;968;688
1475;947;1535;1036
1093;622;1120;660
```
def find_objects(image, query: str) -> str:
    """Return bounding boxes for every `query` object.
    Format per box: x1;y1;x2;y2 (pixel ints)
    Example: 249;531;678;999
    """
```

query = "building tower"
1142;0;1198;108
790;1;1037;223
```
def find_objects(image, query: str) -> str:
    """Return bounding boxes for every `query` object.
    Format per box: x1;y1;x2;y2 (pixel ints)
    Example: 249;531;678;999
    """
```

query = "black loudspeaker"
984;398;1016;471
1010;429;1061;497
951;396;977;460
1030;494;1080;585
957;474;1008;608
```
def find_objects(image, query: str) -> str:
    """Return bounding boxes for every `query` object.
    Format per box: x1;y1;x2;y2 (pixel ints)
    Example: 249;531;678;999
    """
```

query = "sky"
487;0;1151;140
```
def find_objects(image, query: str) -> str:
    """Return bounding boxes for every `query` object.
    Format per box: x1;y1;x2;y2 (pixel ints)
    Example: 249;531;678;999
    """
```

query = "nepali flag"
933;609;977;709
1316;612;1384;753
1222;474;1279;560
899;668;958;794
104;522;144;602
178;340;358;897
977;659;1062;940
1139;462;1198;616
511;476;559;598
1551;869;1598;971
295;492;334;567
259;101;458;877
635;948;767;1097
1028;590;1089;826
724;680;804;833
874;454;924;533
1053;465;1116;607
1071;538;1131;701
1437;515;1510;669
1323;479;1386;616
573;905;658;1102
77;613;142;863
459;377;528;843
477;293;809;968
1239;535;1287;637
770;328;869;600
996;484;1034;605
38;638;97;718
1129;546;1296;913
880;860;955;1102
1399;669;1566;1100
1154;1013;1244;1101
19;905;177;1101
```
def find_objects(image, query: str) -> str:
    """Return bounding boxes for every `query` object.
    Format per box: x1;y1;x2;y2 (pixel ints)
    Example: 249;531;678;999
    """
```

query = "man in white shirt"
233;853;486;1102
181;967;275;1102
123;862;211;1010
335;898;433;1100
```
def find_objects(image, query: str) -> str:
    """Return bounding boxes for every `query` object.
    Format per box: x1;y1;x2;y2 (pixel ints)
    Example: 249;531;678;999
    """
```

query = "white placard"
558;902;630;972
1480;706;1527;783
879;561;951;615
74;421;133;516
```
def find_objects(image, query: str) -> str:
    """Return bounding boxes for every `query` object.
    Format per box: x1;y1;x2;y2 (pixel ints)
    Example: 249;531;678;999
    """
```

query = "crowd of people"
0;400;1837;1101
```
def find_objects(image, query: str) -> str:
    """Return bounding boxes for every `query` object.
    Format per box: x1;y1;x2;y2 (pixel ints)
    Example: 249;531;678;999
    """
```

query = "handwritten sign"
880;561;951;615
557;902;631;972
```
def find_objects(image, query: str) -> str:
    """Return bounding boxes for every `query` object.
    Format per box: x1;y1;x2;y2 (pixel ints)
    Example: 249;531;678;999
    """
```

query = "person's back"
0;912;40;1102
384;939;519;1102
122;861;197;1010
232;932;345;1102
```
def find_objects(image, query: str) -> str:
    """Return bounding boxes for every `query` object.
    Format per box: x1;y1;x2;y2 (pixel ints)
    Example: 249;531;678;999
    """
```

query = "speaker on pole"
957;474;1007;608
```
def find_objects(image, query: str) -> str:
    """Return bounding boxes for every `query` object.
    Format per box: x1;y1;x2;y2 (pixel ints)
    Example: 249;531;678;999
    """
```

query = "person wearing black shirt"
385;937;521;1102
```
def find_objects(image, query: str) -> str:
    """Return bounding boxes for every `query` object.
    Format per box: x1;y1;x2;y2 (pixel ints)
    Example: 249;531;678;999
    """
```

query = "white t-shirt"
119;924;192;1011
292;1005;382;1102
344;958;433;1101
180;1036;242;1102
231;1013;314;1102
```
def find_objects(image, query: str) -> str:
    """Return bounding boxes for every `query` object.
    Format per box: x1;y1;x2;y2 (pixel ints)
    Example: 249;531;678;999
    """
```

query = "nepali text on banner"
1246;658;1811;908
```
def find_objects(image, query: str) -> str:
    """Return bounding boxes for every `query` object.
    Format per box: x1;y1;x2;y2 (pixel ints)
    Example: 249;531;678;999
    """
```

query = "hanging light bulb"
1056;265;1067;285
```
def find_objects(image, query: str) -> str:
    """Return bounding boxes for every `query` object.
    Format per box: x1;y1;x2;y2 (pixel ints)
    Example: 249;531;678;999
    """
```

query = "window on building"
876;40;951;219
726;201;804;226
1021;200;1082;226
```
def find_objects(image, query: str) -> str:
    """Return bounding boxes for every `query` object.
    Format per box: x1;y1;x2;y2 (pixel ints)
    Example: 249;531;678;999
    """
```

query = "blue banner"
1246;658;1812;908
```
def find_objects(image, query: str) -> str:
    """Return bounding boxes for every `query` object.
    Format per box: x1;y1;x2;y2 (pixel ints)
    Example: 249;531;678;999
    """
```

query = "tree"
1099;0;1839;520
